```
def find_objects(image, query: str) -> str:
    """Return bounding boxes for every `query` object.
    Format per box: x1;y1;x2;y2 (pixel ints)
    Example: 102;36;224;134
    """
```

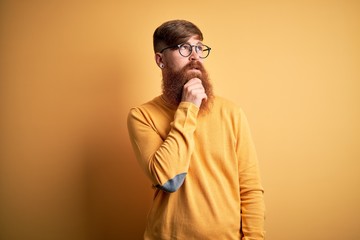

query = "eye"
180;44;191;51
196;45;205;52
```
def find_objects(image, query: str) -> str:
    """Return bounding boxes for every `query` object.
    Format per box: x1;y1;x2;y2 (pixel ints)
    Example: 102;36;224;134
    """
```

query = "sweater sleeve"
127;102;199;193
236;109;266;240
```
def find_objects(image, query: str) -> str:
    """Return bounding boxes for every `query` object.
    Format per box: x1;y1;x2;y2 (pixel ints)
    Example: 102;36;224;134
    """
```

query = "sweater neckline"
159;94;178;110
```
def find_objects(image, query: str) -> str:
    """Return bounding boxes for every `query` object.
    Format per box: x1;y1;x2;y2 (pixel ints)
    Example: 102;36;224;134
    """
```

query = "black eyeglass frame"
159;43;212;59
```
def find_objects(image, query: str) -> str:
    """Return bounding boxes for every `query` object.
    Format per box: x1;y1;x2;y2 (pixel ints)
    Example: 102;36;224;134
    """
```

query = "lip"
189;67;200;71
187;69;201;74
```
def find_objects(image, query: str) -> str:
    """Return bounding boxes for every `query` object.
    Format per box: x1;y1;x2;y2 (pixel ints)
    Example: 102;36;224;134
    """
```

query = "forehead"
185;35;203;44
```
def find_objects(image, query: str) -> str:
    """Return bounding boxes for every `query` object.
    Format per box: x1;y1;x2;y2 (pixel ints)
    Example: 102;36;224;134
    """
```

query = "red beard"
162;61;214;114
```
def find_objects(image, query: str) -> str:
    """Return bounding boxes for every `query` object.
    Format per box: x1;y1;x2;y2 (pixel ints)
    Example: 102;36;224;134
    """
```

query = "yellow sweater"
127;95;265;240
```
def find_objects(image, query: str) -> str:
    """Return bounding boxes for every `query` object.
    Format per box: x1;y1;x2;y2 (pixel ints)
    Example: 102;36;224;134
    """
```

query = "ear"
155;53;164;69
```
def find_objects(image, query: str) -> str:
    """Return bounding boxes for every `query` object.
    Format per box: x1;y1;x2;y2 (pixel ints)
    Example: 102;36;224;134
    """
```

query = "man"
127;19;265;240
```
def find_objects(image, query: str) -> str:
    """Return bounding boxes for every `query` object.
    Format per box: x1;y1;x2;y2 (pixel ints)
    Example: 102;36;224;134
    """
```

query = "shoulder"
212;96;254;138
212;96;244;115
129;96;163;115
128;95;175;126
210;96;251;129
214;96;237;106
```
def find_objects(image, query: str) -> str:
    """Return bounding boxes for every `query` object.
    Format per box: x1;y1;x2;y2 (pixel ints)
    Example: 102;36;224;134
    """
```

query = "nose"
189;46;200;61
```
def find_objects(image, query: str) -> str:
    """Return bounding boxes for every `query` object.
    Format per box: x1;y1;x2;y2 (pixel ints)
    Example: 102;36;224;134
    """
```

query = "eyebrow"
185;41;204;45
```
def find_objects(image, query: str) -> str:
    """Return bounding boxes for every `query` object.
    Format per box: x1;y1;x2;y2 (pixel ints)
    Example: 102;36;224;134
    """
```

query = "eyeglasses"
160;43;211;59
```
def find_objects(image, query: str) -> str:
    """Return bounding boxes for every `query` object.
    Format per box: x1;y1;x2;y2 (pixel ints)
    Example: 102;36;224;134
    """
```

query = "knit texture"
127;95;265;240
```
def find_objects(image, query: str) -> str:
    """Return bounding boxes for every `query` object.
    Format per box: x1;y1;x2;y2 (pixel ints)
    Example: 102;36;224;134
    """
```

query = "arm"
127;78;207;192
236;109;266;239
127;102;199;192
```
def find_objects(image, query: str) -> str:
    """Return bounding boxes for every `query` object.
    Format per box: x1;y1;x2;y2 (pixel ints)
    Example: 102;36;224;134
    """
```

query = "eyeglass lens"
179;43;210;58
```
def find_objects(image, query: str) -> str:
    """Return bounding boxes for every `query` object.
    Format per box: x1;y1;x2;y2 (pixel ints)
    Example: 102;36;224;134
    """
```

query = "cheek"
167;59;188;72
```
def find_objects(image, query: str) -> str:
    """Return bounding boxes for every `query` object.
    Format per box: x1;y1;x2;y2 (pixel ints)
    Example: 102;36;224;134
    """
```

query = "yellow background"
1;1;359;239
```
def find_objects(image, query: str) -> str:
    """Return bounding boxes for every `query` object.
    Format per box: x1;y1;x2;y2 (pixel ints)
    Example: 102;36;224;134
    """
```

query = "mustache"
183;61;205;72
181;61;206;83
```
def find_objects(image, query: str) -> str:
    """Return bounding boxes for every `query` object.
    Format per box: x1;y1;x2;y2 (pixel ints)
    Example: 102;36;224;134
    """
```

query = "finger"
182;87;207;100
185;78;202;86
183;89;206;101
183;83;204;93
188;89;207;100
184;84;201;92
